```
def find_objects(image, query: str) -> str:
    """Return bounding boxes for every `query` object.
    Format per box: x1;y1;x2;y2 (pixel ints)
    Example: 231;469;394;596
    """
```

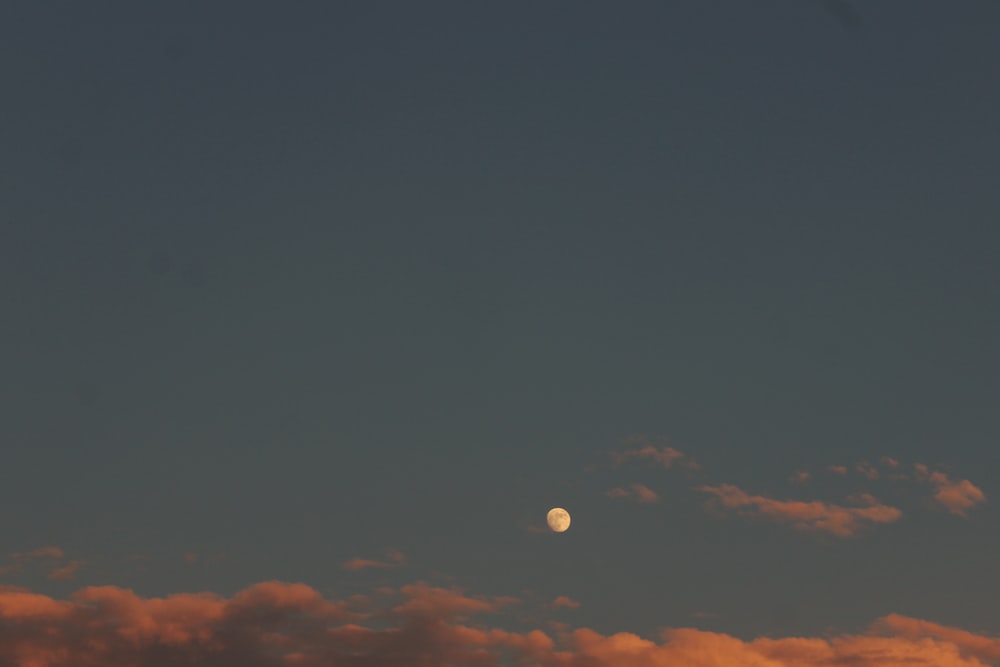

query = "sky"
1;1;999;665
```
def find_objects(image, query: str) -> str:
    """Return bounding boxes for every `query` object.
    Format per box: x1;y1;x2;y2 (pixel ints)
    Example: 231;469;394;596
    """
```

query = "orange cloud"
612;436;698;470
10;547;64;561
880;456;900;469
828;464;848;475
605;483;660;504
789;470;812;484
699;484;902;537
0;581;995;666
613;444;685;468
914;465;987;516
857;461;880;480
551;596;581;609
342;549;407;572
47;561;81;582
874;613;1000;662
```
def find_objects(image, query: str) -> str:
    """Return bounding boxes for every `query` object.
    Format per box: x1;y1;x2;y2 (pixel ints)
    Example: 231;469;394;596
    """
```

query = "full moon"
546;507;571;533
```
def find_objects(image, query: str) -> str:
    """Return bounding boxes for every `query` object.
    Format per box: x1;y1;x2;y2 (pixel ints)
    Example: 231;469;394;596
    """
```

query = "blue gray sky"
1;2;998;665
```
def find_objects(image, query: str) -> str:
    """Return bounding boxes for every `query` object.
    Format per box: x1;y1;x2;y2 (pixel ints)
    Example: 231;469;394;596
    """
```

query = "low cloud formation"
605;483;660;504
342;549;407;572
47;561;82;582
874;614;1000;662
1;547;69;578
0;580;995;667
699;484;902;537
551;596;581;610
914;465;987;517
11;547;64;561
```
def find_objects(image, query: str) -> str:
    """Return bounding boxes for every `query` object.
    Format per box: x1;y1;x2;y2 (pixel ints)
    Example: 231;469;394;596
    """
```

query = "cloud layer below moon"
0;580;997;667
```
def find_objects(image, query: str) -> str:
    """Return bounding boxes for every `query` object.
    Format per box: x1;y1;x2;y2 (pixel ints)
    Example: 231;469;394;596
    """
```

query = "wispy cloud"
47;561;82;582
827;465;848;475
605;482;660;504
788;470;812;485
549;595;580;609
612;437;699;471
913;464;987;517
1;547;68;578
342;549;407;572
9;547;64;561
698;484;902;537
856;461;880;480
0;580;994;666
551;595;581;610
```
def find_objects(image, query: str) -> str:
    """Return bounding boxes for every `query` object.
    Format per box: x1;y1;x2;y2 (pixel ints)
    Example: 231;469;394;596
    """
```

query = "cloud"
551;596;581;610
874;613;1000;662
913;465;987;517
827;465;848;475
698;484;902;537
47;561;81;582
10;547;64;561
1;547;69;578
612;437;699;470
880;457;900;469
613;445;684;468
342;549;407;572
0;581;994;667
605;483;660;504
789;470;812;484
856;461;880;480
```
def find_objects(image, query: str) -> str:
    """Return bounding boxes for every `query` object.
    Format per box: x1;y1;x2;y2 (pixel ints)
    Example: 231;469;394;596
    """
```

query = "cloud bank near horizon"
0;580;996;667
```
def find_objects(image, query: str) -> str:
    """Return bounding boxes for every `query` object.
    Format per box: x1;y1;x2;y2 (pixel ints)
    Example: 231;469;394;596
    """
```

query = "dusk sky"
2;2;999;665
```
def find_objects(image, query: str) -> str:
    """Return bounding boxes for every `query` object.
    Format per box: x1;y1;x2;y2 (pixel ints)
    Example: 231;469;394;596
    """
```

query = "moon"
546;507;571;533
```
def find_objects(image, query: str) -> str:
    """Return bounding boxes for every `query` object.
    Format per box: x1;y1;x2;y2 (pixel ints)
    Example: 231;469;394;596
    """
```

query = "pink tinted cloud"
551;596;581;610
342;549;407;572
47;561;82;582
11;547;64;561
856;461;880;480
827;464;848;475
0;582;995;666
606;483;660;504
698;484;902;537
874;613;1000;662
789;470;812;484
914;465;987;516
612;437;698;470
